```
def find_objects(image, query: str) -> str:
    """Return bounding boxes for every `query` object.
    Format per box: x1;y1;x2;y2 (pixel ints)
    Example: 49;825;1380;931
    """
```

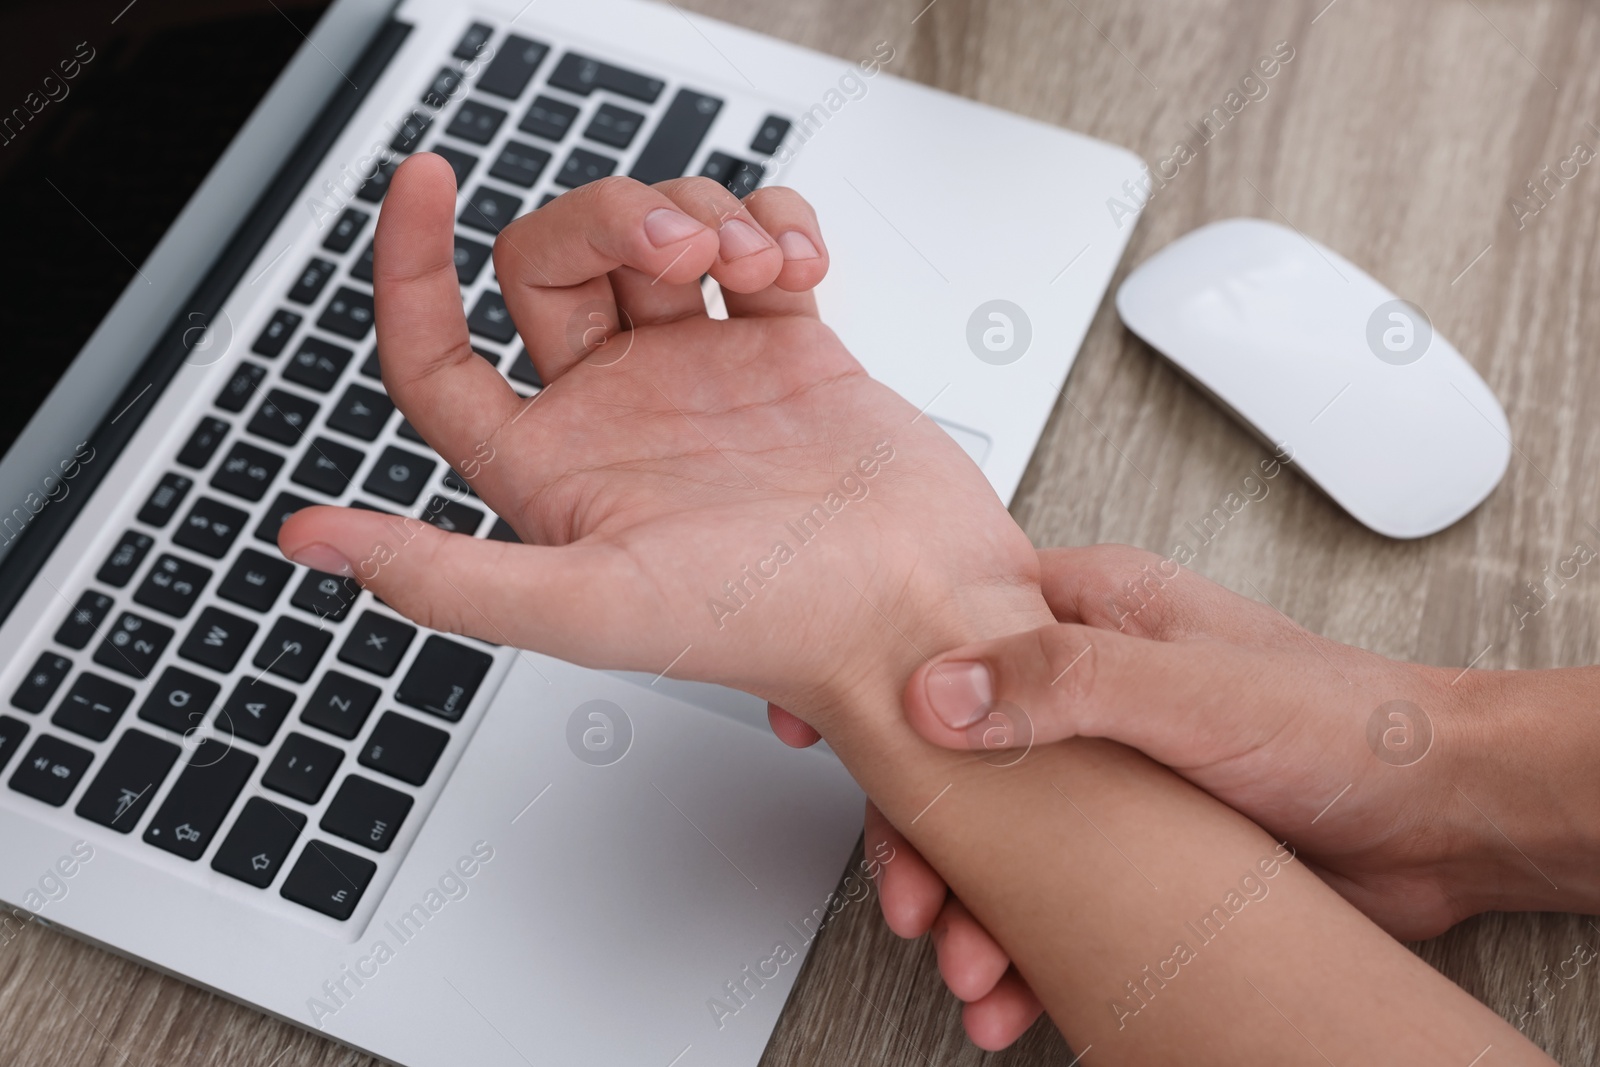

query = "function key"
9;733;93;806
476;34;549;99
136;473;192;528
389;108;434;154
547;52;664;103
97;529;154;588
749;114;792;155
459;186;523;235
326;383;393;441
317;287;375;342
488;140;551;188
320;774;412;852
280;838;376;919
92;611;174;679
519;95;580;142
300;671;380;740
360;711;449;786
466;290;517;344
216;677;296;746
264;731;344;803
0;715;28;772
253;617;333;684
177;606;259;673
362;445;435;505
176;416;230;470
421;495;484;536
584;103;645;149
322;207;370;254
291;437;366;498
452;234;493;285
291;570;361;624
211;797;305;888
395;636;493;722
75;729;180;831
423;66;464;110
284;337;355;393
217;548;294;612
702;151;763;198
446;99;508;146
356;159;399;203
630;88;724;185
133;553;213;618
432;144;478;188
142;739;257;860
216;362;268;414
55;590;114;650
251;309;302;358
453;21;494;61
247;388;320;447
135;666;221;734
287;258;338;305
555;148;618;189
350;241;376;284
211;441;285;503
256;490;317;545
339;611;416;677
10;652;72;713
52;672;135;741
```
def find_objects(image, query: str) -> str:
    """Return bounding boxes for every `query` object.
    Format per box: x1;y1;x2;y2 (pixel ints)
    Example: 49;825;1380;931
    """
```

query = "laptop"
0;1;1140;1063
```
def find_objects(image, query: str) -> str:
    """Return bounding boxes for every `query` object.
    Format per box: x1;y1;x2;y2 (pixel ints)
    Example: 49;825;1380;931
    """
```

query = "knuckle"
1023;626;1101;730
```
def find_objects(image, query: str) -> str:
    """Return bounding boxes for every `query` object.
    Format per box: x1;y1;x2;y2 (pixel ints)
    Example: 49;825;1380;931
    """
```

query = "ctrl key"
280;839;376;920
213;797;306;888
9;733;93;807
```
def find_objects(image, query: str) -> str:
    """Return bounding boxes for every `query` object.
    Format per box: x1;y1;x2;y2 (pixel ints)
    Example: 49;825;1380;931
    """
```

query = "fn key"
280;839;376;920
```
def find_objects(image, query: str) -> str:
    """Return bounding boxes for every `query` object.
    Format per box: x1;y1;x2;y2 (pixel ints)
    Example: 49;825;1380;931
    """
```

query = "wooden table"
5;0;1599;1063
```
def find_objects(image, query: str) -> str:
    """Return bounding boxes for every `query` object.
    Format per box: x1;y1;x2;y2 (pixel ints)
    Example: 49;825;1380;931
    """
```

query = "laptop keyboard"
0;18;792;927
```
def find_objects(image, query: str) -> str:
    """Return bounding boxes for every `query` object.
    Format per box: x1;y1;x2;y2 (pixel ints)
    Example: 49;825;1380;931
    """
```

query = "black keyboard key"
52;672;136;740
548;52;663;103
360;712;449;786
395;418;426;445
143;739;257;860
478;34;548;98
247;388;320;447
280;839;375;919
288;258;337;305
441;468;479;498
301;672;380;740
322;207;370;253
211;441;285;503
356;158;399;203
446;99;508;145
137;473;192;528
452;234;494;285
432;143;478;188
631;89;725;186
396;636;493;722
424;66;464;110
253;617;333;683
284;337;354;393
459;185;522;235
453;21;494;60
11;653;71;713
389;108;433;154
256;491;317;546
359;348;382;379
217;548;294;612
507;347;542;388
486;517;520;543
176;416;230;469
9;734;93;806
252;309;302;357
750;114;792;155
178;607;259;672
488;140;551;188
363;445;435;505
216;362;268;413
292;437;366;497
702;151;764;198
519;95;580;142
93;611;173;679
339;612;416;677
585;103;645;149
466;290;518;344
216;677;295;745
421;495;484;536
0;716;28;772
555;148;617;189
136;666;220;734
174;497;248;558
55;590;114;650
326;383;393;441
351;241;376;283
291;570;361;623
321;774;412;852
76;729;180;831
473;346;503;369
134;553;213;618
212;797;305;887
318;287;376;341
97;530;154;588
264;732;343;803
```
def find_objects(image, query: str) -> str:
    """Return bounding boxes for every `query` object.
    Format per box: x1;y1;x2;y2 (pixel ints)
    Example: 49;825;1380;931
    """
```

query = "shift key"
143;739;257;860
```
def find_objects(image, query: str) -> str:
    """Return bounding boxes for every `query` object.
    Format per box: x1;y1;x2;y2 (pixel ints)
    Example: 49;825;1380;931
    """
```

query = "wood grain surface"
5;0;1599;1064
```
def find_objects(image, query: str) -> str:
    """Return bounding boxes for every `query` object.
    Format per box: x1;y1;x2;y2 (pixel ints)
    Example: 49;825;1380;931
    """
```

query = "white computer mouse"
1115;218;1511;539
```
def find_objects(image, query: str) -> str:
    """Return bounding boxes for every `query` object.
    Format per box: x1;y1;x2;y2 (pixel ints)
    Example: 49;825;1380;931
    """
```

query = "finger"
648;177;785;294
374;154;524;498
767;703;820;748
719;186;827;318
931;896;1011;1002
494;176;720;383
865;800;946;938
961;968;1045;1052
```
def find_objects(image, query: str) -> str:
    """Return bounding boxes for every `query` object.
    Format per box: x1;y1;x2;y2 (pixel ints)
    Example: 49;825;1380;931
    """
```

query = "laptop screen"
0;0;334;459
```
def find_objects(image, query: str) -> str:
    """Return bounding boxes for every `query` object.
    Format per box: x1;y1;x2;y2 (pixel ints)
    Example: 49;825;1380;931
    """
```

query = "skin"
278;156;1555;1063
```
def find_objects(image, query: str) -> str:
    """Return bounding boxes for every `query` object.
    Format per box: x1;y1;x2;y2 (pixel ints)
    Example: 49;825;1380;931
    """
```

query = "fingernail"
925;661;992;730
718;217;770;260
644;208;704;247
777;231;820;261
287;543;354;578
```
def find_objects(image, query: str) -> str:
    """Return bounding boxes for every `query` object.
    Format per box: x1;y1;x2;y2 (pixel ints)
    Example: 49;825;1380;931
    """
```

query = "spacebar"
629;89;723;186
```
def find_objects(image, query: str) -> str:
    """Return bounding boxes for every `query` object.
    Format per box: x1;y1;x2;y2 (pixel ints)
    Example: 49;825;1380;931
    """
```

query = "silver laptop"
0;1;1139;1063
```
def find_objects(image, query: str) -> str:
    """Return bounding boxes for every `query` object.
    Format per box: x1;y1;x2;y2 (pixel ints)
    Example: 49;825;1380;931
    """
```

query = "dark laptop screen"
0;0;333;458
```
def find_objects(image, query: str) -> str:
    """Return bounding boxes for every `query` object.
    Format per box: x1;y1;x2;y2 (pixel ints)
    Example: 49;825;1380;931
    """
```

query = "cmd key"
143;739;257;860
395;636;493;722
